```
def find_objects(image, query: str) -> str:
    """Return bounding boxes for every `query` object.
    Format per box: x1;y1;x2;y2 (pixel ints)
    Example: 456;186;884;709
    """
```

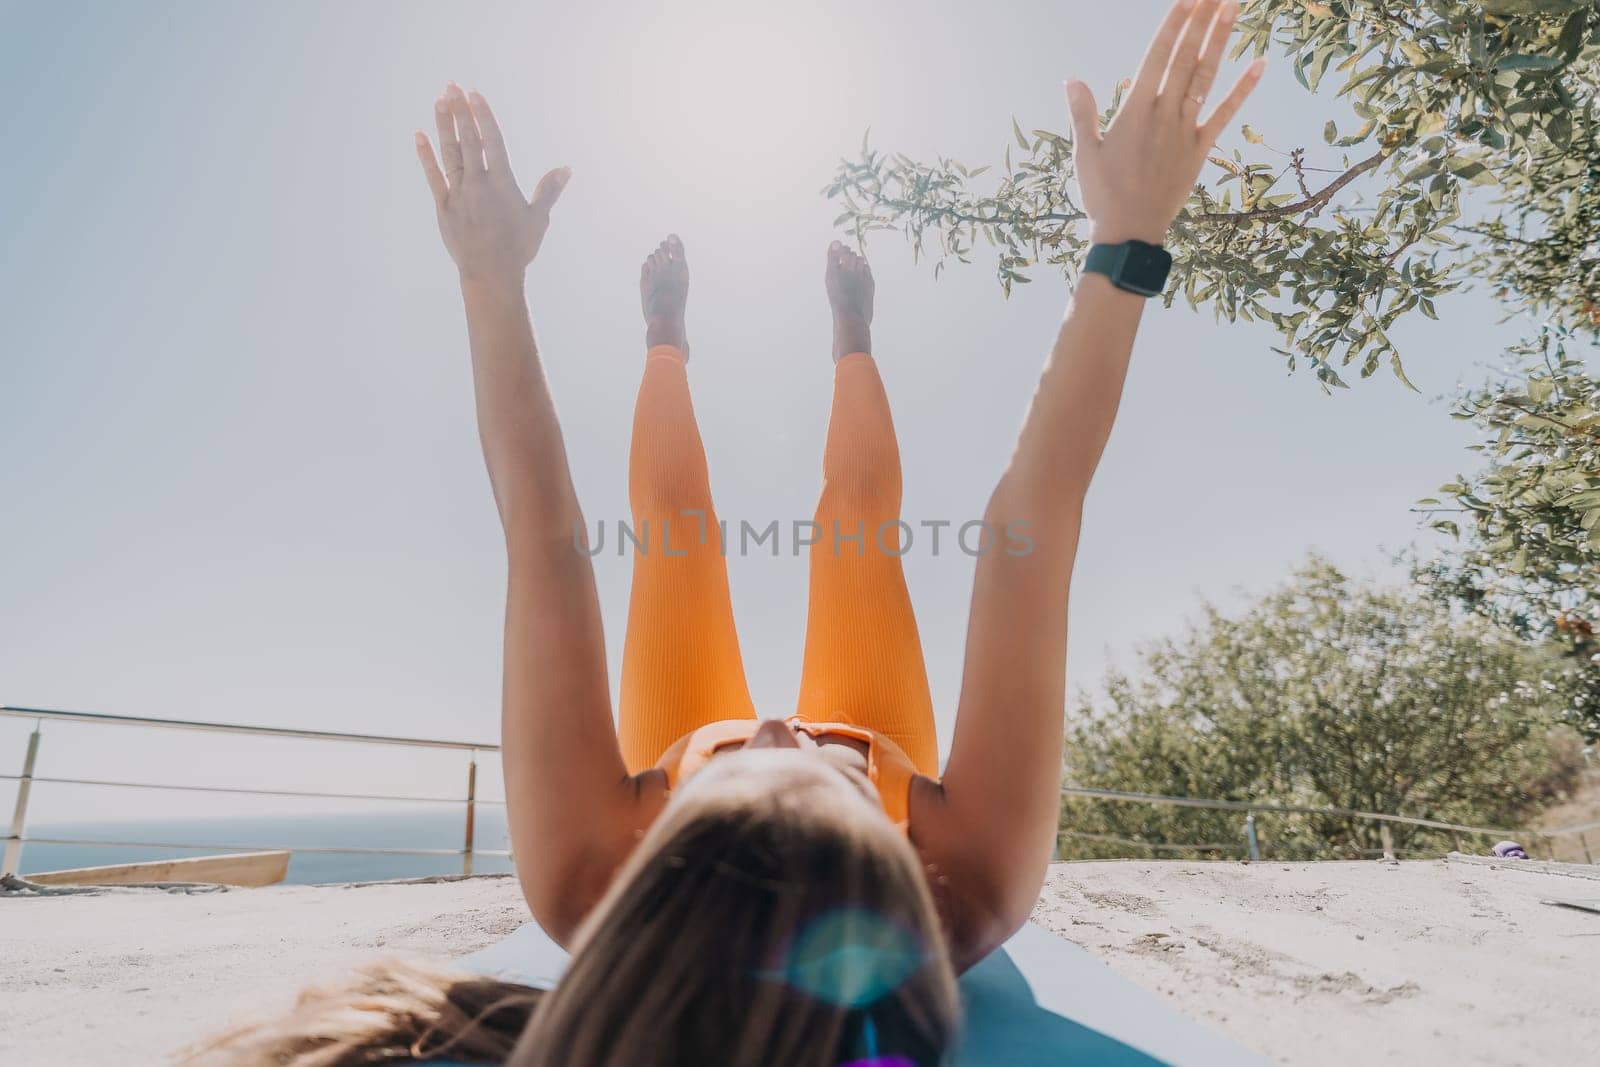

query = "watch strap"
1083;243;1125;281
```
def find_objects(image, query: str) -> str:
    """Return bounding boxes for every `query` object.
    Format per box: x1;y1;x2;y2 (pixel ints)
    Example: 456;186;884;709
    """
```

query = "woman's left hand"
1065;0;1265;247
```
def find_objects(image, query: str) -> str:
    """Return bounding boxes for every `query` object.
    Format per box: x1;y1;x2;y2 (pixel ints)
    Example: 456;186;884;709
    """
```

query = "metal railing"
2;705;502;879
5;703;1596;880
1057;784;1600;863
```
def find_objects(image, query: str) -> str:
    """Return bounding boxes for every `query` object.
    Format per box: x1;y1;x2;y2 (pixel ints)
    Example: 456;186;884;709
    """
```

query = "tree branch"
1190;150;1392;224
840;148;1394;237
847;197;1087;229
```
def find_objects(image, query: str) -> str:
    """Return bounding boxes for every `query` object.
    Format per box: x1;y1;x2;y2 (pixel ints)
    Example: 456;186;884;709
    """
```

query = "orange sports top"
653;717;919;832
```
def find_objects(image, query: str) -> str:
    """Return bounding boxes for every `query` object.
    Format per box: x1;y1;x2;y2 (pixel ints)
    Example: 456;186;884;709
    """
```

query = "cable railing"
2;704;501;879
0;772;507;807
1058;784;1599;864
5;703;1596;880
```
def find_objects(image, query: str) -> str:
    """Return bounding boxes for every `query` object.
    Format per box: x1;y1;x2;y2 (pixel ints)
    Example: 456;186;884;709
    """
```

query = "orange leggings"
618;346;938;776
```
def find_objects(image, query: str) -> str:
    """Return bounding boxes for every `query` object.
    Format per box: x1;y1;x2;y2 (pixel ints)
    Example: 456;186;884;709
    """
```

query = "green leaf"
1547;111;1573;147
1561;490;1600;509
1401;157;1444;184
1391;354;1419;393
1558;9;1589;58
1493;55;1562;72
1317;364;1350;390
1447;159;1493;184
1480;0;1586;16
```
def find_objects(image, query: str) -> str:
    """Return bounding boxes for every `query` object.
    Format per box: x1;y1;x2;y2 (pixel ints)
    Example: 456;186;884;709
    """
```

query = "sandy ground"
2;859;1597;1066
1031;859;1599;1066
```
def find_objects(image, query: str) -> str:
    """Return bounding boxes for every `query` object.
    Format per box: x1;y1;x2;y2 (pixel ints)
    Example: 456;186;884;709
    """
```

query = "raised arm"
914;0;1265;964
416;86;657;941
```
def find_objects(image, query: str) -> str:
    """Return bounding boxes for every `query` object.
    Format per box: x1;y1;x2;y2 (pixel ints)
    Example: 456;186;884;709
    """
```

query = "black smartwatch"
1083;240;1173;297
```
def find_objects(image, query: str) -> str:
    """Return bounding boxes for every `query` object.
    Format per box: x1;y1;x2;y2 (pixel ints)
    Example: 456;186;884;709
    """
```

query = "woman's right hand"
1065;0;1265;247
415;84;571;283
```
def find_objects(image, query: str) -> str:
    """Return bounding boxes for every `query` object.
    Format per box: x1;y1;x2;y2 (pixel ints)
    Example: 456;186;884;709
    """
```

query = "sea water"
15;808;517;884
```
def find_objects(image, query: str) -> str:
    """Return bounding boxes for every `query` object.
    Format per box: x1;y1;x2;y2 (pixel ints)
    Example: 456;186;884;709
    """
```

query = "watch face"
1117;242;1173;297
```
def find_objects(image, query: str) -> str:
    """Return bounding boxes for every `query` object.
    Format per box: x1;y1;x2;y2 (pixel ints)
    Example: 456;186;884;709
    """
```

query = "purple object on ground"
1492;841;1529;859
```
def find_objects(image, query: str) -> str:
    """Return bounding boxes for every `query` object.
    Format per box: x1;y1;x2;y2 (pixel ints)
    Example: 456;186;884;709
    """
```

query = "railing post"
461;752;478;877
1581;832;1593;866
1243;812;1260;862
1379;823;1395;862
3;724;42;876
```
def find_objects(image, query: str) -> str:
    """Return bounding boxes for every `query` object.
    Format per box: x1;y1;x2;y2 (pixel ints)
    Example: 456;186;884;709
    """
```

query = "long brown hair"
187;757;959;1066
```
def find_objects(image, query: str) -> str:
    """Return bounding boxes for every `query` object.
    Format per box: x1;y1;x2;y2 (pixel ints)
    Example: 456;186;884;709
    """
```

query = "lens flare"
761;907;926;1008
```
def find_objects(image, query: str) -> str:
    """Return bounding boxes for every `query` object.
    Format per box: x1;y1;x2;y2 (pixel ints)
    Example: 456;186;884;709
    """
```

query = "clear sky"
0;0;1553;827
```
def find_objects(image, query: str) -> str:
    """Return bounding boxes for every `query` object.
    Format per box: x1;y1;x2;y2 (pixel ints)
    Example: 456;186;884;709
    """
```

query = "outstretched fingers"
1162;0;1224;106
1064;78;1102;155
529;166;572;216
1182;1;1240;122
467;90;513;178
1130;0;1198;105
414;131;448;205
445;83;484;177
1202;56;1268;142
434;96;464;186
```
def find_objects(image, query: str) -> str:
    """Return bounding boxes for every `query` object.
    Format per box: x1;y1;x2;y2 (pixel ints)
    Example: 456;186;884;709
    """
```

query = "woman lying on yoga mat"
193;3;1262;1064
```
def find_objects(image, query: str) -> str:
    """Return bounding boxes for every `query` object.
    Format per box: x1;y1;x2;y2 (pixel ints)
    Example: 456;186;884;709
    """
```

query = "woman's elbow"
513;849;613;949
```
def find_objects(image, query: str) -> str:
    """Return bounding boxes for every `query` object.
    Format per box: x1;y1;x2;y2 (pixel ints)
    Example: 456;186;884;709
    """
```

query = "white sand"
1032;858;1600;1066
2;859;1596;1065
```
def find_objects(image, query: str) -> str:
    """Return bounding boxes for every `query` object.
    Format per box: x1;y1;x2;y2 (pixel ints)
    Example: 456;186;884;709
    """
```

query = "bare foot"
825;240;873;362
641;234;689;356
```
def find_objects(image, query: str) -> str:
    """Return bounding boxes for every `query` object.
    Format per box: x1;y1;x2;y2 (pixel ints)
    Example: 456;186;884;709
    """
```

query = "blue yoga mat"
437;922;1268;1066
